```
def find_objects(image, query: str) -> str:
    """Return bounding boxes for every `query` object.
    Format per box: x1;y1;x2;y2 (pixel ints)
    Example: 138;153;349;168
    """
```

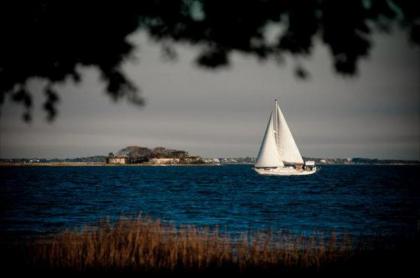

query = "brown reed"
21;215;354;273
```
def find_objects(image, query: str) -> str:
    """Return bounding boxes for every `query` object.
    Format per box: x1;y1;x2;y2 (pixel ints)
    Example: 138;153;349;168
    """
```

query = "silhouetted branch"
0;0;418;121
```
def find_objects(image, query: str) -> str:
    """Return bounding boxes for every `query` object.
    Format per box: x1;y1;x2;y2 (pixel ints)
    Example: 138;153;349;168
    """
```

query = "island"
106;146;205;165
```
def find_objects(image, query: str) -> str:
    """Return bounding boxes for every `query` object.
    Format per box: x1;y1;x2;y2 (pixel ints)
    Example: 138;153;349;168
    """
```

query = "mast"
273;99;280;151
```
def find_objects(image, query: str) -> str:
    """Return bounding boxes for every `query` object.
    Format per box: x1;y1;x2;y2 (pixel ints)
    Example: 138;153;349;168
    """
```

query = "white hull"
254;167;317;176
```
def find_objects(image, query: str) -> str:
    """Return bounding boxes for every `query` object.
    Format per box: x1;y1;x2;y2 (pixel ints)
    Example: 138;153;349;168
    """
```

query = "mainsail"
273;101;304;164
255;100;303;168
255;111;284;168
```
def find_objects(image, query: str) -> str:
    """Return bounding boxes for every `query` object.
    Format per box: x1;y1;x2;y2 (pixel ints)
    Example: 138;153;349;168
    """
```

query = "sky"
0;29;419;160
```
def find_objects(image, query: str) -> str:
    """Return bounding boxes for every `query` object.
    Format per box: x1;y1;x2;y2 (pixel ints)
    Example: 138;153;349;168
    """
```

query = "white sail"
255;111;284;168
273;101;304;164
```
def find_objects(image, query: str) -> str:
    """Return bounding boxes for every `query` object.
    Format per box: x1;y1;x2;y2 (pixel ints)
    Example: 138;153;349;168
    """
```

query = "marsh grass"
20;216;355;273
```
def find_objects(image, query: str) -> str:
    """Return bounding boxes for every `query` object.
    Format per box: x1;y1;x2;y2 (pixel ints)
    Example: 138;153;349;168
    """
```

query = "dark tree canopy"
0;0;419;121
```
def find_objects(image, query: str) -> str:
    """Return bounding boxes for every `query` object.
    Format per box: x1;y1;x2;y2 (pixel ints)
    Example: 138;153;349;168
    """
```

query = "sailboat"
254;99;316;176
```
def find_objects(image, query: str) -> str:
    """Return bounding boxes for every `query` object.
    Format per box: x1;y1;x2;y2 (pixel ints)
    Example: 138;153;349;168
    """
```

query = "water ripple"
0;165;419;239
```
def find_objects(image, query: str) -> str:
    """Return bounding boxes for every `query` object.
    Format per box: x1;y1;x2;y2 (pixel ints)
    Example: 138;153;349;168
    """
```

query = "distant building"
106;153;128;164
149;158;180;164
181;156;203;164
203;158;221;164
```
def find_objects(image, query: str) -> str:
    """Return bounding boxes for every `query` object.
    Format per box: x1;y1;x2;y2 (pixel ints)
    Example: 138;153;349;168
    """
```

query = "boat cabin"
304;160;315;171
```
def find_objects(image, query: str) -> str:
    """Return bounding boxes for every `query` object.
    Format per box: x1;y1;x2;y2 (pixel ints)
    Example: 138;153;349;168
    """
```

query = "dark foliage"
0;0;418;121
116;145;189;160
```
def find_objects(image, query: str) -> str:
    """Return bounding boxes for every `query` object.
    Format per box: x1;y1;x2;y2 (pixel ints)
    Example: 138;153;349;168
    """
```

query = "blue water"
0;165;419;239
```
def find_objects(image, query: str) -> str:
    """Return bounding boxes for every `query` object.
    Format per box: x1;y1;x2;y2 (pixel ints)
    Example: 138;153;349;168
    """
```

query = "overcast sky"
1;29;419;160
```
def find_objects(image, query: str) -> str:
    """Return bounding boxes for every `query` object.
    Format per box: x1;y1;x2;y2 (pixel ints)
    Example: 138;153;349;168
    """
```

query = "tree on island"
0;0;418;121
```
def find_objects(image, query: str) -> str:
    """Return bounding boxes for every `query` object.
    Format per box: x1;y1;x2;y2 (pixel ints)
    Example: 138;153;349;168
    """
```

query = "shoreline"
0;162;221;167
0;162;419;167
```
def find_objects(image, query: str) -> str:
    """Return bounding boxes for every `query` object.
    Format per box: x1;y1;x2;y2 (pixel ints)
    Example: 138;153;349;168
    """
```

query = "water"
0;165;419;240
